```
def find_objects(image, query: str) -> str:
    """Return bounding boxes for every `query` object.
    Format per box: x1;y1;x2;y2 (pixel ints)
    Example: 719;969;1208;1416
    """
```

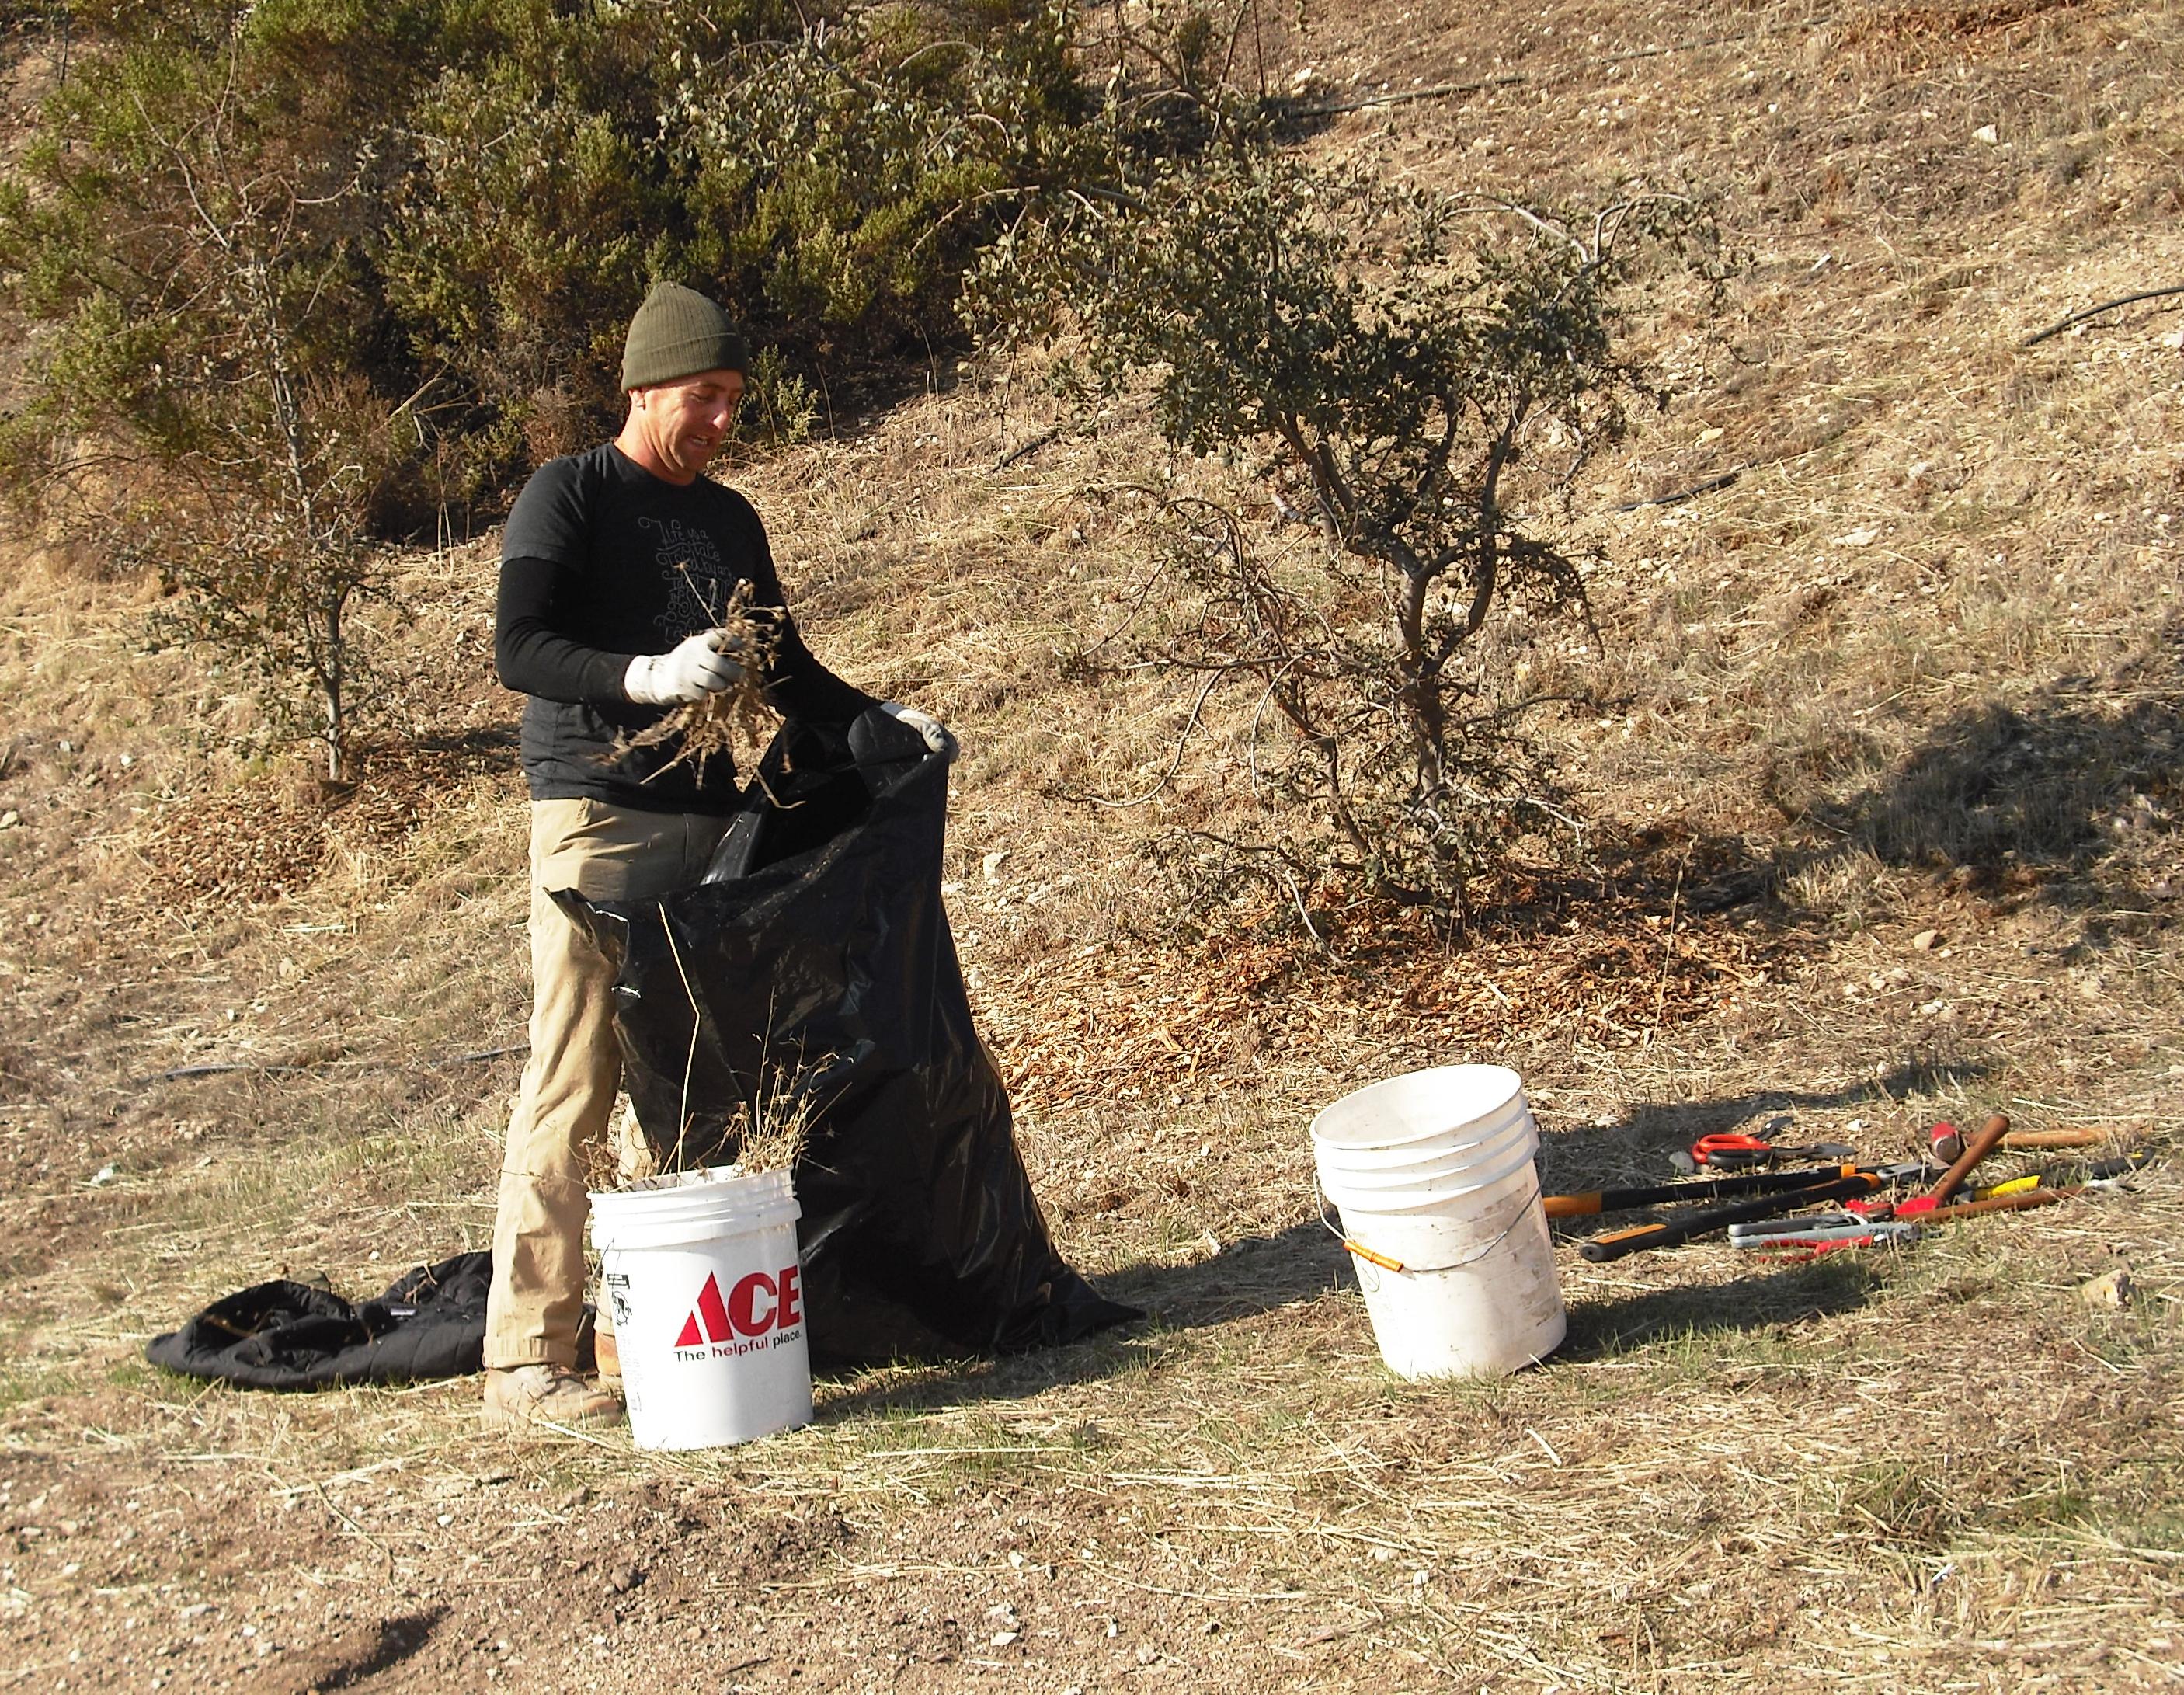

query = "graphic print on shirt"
640;514;731;641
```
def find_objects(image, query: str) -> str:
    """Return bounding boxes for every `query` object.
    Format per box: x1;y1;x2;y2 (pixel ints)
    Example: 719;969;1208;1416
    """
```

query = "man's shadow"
273;1607;448;1693
1771;640;2182;918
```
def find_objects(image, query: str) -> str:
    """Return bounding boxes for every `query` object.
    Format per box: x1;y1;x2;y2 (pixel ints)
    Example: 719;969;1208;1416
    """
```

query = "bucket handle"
1314;1174;1546;1275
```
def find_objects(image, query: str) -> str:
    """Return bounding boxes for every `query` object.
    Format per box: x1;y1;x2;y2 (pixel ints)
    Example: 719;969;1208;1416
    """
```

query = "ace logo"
673;1265;803;1351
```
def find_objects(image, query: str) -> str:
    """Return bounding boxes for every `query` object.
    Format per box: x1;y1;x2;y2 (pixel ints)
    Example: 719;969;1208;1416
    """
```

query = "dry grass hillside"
2;1;2179;1690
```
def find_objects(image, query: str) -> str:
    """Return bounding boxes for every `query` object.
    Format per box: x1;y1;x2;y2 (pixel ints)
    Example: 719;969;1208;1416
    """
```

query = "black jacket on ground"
144;1255;511;1389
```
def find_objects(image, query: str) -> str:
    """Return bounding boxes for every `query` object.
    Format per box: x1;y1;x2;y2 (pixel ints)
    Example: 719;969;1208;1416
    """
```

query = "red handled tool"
1858;1113;2010;1221
1730;1217;1921;1251
1674;1133;1859;1172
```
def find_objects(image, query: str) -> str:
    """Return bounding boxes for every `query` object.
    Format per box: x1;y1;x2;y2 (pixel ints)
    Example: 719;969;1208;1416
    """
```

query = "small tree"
977;147;1720;918
5;18;402;779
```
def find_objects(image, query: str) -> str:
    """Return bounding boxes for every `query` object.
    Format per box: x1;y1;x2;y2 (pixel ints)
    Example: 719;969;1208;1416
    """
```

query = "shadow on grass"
815;1217;1351;1418
1092;1210;1881;1363
1557;1255;1878;1360
1099;1216;1355;1328
1777;635;2182;914
817;1213;1881;1421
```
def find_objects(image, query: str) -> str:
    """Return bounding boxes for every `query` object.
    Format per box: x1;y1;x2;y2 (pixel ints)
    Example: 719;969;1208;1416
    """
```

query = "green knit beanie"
620;281;751;390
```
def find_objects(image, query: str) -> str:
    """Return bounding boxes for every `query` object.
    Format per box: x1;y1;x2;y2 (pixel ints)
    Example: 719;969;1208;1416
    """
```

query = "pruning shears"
1729;1215;1921;1251
1672;1132;1859;1173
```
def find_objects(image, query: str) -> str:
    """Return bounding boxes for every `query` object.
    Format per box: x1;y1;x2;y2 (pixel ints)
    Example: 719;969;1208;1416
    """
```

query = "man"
485;280;952;1430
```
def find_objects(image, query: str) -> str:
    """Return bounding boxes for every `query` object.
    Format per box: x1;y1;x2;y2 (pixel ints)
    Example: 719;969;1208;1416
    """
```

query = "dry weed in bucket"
589;1167;814;1449
595;969;832;1193
593;1070;825;1192
617;576;784;784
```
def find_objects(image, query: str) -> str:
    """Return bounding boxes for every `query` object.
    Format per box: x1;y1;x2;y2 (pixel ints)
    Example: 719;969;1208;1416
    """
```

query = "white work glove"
623;629;743;706
880;701;958;761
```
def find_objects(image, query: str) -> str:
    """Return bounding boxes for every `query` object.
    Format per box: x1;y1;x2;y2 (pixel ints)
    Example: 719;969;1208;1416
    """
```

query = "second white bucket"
1312;1066;1565;1380
589;1166;814;1450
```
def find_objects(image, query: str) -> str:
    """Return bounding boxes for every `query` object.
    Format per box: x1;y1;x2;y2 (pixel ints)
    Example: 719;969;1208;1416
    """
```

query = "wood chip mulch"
976;861;1824;1116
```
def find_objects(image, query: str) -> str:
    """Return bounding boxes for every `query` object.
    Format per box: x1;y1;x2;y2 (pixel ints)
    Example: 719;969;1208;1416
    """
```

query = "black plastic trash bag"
572;710;1139;1366
145;1252;506;1388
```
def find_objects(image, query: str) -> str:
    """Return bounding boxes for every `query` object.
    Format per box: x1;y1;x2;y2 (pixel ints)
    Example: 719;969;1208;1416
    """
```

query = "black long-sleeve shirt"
494;442;874;811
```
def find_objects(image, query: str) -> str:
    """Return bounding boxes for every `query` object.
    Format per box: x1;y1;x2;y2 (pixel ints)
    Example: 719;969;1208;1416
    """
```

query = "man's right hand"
623;629;744;706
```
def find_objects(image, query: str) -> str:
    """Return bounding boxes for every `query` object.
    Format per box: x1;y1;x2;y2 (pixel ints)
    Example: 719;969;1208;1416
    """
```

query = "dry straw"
593;1070;820;1192
590;914;831;1192
619;575;784;782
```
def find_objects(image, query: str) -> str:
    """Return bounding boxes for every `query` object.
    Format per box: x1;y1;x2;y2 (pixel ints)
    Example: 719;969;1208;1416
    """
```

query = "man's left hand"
880;701;958;762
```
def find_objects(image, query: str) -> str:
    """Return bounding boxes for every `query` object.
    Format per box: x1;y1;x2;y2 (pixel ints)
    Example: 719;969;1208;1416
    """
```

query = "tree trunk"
322;590;346;784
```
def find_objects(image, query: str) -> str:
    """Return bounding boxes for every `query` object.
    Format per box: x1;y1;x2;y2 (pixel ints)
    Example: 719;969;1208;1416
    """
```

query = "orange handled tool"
1923;1186;2074;1223
2000;1128;2110;1150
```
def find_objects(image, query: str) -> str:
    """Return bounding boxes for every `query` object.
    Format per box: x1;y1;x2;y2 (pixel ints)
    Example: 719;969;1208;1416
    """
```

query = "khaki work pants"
483;798;734;1370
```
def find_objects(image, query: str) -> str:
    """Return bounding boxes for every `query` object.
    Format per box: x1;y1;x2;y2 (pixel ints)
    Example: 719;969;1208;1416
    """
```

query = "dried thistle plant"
620;575;785;781
712;1063;826;1175
614;1056;831;1189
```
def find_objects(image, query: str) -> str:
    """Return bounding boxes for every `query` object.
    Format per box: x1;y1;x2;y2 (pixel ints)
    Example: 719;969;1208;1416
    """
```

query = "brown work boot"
481;1365;622;1433
594;1326;621;1387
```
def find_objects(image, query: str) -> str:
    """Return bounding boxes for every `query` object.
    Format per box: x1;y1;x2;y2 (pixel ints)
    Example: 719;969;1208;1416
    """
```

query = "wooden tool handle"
1924;1113;2010;1206
2000;1129;2109;1150
1924;1186;2075;1223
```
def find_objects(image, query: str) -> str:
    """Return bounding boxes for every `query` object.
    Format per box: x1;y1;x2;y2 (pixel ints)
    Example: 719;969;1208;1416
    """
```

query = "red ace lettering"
729;1271;777;1337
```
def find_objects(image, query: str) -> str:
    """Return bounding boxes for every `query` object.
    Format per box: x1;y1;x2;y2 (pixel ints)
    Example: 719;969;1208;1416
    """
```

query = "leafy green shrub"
0;0;1112;772
0;4;454;775
381;0;1099;495
979;147;1724;917
2;0;1107;531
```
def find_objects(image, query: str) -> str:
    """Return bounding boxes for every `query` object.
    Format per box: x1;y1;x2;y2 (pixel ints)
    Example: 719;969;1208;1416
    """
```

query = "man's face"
630;368;746;482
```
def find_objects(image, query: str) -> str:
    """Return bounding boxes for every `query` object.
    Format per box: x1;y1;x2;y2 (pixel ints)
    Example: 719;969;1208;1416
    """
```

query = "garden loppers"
1577;1164;1927;1262
1546;1161;1937;1220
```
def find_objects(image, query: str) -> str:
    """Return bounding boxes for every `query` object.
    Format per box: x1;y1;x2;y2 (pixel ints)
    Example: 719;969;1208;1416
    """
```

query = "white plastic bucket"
1311;1064;1531;1156
1311;1118;1537;1195
1316;1122;1539;1212
588;1166;814;1450
1312;1067;1565;1380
